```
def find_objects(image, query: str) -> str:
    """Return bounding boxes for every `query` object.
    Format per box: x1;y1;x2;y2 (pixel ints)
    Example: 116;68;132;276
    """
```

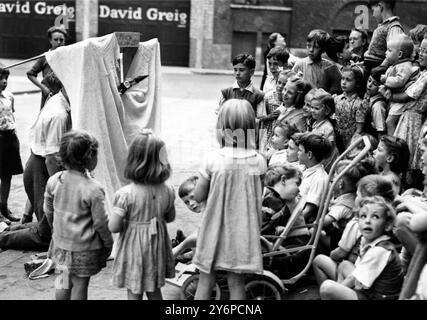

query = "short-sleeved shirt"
0;90;15;131
327;193;356;230
27;55;53;87
338;217;360;252
29;91;71;157
353;235;392;290
268;149;288;166
299;163;329;207
311;119;336;143
333;93;367;148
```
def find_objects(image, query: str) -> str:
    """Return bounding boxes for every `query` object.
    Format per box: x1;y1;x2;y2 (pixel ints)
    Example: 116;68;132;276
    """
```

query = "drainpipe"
76;0;98;41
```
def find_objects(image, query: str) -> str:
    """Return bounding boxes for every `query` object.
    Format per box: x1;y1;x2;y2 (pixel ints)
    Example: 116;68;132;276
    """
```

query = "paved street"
0;61;318;300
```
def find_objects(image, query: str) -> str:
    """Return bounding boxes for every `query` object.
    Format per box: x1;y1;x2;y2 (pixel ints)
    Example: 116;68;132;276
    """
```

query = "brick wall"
291;0;427;49
190;0;427;69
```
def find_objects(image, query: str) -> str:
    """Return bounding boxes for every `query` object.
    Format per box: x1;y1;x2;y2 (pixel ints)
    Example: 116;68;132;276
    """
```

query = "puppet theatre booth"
45;32;162;255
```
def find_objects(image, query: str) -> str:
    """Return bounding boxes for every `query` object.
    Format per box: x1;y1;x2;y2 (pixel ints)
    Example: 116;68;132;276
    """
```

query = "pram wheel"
245;279;282;300
180;274;221;300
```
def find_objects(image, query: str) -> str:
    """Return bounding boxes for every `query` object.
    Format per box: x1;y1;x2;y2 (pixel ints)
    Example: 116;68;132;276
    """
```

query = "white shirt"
299;163;329;207
268;149;288;166
29;91;71;157
353;235;392;290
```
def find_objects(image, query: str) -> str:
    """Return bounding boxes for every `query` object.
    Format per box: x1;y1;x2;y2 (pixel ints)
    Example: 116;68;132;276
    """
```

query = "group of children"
193;1;427;300
1;0;427;301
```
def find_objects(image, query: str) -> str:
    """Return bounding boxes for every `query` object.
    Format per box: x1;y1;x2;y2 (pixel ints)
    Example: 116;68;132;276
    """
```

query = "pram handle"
316;135;372;238
266;136;371;285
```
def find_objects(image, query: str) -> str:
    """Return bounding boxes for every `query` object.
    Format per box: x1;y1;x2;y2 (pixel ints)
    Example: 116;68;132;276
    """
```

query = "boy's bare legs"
194;271;217;300
313;254;338;285
127;289;143;300
337;260;355;283
320;280;358;300
227;272;246;300
386;115;400;136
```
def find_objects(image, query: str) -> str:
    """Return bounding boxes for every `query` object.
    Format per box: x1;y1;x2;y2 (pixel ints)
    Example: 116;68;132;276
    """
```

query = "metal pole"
3;53;46;70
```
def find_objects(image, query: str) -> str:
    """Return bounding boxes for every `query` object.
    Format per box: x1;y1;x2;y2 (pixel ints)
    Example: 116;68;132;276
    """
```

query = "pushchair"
166;136;372;300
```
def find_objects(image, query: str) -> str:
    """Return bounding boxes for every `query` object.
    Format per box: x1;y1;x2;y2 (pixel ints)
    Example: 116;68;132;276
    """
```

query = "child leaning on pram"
261;164;302;236
261;164;314;279
171;176;205;264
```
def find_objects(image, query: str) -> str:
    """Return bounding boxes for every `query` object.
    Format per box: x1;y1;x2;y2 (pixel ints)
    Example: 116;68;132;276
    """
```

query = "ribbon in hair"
349;61;366;77
140;128;153;136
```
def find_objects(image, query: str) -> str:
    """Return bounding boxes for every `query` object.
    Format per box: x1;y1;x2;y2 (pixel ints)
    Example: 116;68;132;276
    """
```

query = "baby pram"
166;136;372;300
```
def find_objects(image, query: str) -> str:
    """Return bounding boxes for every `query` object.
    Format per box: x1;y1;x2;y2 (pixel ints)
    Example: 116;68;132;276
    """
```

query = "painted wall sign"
98;4;188;28
0;1;188;28
0;1;75;18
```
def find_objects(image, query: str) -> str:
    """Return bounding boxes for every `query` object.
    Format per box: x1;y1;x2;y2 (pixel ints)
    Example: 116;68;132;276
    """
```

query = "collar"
380;16;400;26
304;163;324;174
360;234;391;249
341;92;358;101
370;93;384;101
312;119;328;129
392;58;413;66
305;57;315;65
270;148;288;155
332;193;356;208
232;81;255;93
265;186;283;199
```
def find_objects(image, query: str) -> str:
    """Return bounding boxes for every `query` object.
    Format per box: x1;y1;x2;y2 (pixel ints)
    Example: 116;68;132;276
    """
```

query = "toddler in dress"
109;129;176;300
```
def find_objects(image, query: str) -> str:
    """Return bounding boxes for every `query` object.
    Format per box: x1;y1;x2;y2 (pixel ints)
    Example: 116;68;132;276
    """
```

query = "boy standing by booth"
217;53;266;119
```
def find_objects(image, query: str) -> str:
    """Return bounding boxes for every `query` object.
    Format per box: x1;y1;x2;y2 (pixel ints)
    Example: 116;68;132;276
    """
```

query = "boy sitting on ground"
320;196;404;300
